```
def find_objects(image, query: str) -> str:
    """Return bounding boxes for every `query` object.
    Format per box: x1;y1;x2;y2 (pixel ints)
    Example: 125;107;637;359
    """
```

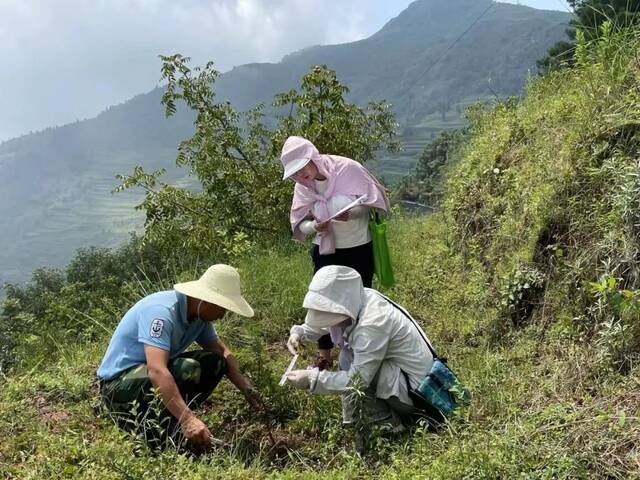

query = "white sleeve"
298;219;317;236
310;324;389;395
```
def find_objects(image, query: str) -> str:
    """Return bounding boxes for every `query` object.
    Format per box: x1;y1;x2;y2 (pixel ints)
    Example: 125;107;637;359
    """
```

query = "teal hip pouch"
415;359;470;416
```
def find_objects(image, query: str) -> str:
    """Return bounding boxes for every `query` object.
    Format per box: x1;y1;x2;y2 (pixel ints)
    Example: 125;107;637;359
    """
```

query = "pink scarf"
284;137;389;254
329;318;354;348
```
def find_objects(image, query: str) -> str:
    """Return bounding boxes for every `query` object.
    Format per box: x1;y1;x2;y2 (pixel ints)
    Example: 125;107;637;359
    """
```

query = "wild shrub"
498;265;546;327
588;275;640;371
0;236;199;371
538;0;640;73
396;128;468;206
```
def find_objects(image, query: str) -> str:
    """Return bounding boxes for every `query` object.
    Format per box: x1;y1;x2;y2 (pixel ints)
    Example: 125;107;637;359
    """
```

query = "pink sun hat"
280;136;319;180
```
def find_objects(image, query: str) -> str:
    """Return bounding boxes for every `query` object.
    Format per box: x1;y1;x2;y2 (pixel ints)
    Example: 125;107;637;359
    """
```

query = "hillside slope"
1;24;639;480
0;0;570;286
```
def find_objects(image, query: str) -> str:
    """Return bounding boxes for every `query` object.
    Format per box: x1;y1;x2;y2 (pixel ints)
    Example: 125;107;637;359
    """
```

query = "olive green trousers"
99;350;226;446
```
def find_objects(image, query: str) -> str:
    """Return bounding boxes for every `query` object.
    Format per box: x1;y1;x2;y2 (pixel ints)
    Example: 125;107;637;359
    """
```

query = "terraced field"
373;107;469;183
0;147;181;287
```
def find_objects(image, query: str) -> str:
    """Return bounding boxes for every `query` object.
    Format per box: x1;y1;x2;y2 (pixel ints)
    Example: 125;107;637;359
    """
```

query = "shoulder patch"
150;319;165;338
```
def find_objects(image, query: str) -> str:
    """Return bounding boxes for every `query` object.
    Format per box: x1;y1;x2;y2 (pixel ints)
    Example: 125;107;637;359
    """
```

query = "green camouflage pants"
99;350;226;444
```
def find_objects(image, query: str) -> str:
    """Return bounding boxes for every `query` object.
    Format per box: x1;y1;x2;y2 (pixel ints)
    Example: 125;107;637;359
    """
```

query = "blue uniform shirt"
97;290;218;380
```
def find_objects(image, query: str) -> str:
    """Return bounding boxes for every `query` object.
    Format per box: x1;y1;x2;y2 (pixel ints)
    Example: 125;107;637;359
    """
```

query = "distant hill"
0;0;570;285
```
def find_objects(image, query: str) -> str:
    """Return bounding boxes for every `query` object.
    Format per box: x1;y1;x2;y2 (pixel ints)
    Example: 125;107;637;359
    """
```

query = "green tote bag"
369;211;395;288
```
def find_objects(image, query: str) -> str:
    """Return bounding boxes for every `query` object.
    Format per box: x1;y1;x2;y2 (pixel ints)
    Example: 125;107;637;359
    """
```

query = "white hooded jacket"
291;266;434;405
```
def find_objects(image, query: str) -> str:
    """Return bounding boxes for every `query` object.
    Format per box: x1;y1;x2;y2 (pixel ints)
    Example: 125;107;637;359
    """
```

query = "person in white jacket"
285;265;435;426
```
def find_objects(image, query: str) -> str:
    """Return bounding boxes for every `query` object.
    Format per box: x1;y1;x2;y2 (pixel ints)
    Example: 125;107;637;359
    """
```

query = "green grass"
2;214;639;479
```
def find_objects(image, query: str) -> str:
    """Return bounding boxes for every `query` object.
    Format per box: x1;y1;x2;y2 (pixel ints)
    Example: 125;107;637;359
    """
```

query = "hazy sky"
0;0;571;142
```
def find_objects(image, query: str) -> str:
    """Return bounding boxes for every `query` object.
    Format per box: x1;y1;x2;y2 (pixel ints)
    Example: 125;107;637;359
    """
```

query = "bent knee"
197;351;228;377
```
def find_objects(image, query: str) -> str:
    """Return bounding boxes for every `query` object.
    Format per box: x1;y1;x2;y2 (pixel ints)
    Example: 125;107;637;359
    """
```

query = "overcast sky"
0;0;571;142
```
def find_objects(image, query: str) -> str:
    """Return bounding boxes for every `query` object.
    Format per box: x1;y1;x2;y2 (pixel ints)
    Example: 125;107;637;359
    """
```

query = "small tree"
273;65;401;162
117;57;400;259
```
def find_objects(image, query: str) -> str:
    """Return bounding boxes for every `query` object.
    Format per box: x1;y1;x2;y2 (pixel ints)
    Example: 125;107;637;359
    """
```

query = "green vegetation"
538;0;640;73
2;21;640;480
116;60;398;259
395;128;468;205
445;21;640;365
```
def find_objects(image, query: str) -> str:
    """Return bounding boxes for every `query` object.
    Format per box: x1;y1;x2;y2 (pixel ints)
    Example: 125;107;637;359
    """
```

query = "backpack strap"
377;293;439;359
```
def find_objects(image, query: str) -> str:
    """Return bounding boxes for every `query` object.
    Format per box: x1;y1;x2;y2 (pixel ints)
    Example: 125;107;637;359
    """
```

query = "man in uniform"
97;264;261;449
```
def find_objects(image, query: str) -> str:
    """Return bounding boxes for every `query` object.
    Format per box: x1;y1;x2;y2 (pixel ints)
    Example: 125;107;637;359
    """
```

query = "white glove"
286;369;311;389
287;333;304;355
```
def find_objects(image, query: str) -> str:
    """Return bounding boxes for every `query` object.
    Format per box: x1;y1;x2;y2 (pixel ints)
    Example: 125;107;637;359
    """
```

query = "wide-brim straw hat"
174;264;254;317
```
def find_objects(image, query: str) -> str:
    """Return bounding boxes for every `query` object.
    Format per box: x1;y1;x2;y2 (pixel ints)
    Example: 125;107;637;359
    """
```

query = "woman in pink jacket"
280;136;390;368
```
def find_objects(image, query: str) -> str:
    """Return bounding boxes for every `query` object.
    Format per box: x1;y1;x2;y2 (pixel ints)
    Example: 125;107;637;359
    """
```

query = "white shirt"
299;179;371;249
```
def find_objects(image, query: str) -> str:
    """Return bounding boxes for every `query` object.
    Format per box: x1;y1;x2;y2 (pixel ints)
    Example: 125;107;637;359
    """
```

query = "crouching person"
97;264;262;450
286;265;442;429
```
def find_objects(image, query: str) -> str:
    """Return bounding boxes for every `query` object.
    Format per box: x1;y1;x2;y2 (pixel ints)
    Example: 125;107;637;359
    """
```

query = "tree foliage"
538;0;640;73
0;235;183;372
117;56;400;259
